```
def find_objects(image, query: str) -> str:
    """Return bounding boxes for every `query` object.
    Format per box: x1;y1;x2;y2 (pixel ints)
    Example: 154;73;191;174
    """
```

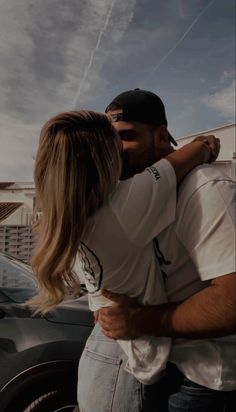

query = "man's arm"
99;272;236;340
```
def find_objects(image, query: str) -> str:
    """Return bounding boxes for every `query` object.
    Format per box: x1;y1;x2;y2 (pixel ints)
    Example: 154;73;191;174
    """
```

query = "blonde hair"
29;110;121;313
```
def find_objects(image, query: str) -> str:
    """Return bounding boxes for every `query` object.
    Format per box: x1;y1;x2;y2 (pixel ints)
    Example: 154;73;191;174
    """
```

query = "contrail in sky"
73;0;116;107
142;0;216;84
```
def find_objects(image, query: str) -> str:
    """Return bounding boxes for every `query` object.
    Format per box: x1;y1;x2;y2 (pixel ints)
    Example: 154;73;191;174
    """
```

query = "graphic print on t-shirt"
146;166;161;181
154;238;171;281
78;242;103;293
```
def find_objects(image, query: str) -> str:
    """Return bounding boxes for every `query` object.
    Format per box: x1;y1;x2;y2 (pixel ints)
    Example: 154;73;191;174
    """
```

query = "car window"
0;256;37;303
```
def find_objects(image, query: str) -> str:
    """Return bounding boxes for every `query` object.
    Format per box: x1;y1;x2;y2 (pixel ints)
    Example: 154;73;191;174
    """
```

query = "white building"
0;182;35;226
176;123;235;179
0;182;36;263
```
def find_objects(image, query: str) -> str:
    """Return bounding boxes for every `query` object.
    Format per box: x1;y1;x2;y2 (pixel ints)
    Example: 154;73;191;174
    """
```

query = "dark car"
0;253;93;412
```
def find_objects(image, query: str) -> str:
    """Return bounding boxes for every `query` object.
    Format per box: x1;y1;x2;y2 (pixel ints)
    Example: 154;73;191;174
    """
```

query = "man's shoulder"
177;164;233;211
179;164;232;195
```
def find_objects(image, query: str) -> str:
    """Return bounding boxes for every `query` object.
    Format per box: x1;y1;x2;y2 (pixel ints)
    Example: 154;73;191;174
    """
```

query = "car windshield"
0;254;37;303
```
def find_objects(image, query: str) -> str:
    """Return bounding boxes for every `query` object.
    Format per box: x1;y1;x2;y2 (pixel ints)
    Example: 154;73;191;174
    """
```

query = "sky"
0;0;235;181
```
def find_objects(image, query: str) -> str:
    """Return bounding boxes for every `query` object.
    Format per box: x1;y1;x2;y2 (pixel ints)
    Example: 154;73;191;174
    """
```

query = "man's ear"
153;125;170;159
153;125;168;147
158;125;169;143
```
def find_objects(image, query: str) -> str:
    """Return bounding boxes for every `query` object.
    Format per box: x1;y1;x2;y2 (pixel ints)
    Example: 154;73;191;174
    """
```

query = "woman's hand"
193;135;220;163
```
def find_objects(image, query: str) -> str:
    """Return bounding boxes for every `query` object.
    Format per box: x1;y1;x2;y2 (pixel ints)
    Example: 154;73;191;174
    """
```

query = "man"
98;88;236;411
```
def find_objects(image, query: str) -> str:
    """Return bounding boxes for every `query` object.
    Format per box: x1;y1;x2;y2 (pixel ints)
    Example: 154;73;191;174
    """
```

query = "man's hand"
98;290;142;339
99;274;236;340
193;135;220;163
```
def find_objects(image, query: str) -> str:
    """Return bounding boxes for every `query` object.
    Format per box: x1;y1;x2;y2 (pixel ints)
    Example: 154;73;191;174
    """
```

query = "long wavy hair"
29;110;121;313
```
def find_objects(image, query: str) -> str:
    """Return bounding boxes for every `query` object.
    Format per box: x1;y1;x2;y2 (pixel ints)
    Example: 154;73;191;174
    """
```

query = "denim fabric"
77;325;236;412
144;362;236;412
168;376;236;412
77;324;145;412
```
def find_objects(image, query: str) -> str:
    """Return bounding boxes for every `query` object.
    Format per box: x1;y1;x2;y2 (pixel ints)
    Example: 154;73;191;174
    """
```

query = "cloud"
0;0;235;181
169;104;198;138
142;0;217;83
220;70;235;84
0;0;137;121
0;113;39;181
175;0;186;20
72;0;117;106
0;0;136;180
71;0;137;106
202;80;235;119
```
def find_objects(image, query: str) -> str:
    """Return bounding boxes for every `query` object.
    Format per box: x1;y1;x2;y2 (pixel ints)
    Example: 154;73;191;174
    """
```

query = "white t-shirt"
155;164;236;390
78;158;176;384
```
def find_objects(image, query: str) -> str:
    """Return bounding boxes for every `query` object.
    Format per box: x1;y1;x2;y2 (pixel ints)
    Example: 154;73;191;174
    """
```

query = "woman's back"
79;158;176;311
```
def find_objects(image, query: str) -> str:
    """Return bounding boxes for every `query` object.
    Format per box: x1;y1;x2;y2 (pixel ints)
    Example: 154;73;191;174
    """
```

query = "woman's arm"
165;135;220;184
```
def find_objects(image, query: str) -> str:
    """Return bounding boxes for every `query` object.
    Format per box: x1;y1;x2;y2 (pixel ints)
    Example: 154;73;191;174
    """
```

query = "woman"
29;110;218;411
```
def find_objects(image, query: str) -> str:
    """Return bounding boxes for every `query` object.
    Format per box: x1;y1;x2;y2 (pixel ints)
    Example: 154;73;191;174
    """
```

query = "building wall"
0;183;35;261
0;183;35;225
0;225;35;264
2;206;29;226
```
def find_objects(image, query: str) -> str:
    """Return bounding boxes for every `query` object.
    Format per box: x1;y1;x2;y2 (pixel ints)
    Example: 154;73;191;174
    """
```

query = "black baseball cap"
105;88;177;146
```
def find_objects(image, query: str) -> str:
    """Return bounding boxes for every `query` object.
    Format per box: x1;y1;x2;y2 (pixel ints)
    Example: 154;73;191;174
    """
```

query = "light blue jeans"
77;323;147;412
77;324;236;412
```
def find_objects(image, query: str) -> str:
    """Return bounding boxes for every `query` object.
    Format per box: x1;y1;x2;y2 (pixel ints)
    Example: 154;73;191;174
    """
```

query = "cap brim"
168;132;178;146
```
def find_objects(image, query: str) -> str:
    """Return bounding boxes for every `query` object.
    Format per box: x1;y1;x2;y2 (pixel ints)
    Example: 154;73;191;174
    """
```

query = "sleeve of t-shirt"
177;178;236;280
110;158;176;246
